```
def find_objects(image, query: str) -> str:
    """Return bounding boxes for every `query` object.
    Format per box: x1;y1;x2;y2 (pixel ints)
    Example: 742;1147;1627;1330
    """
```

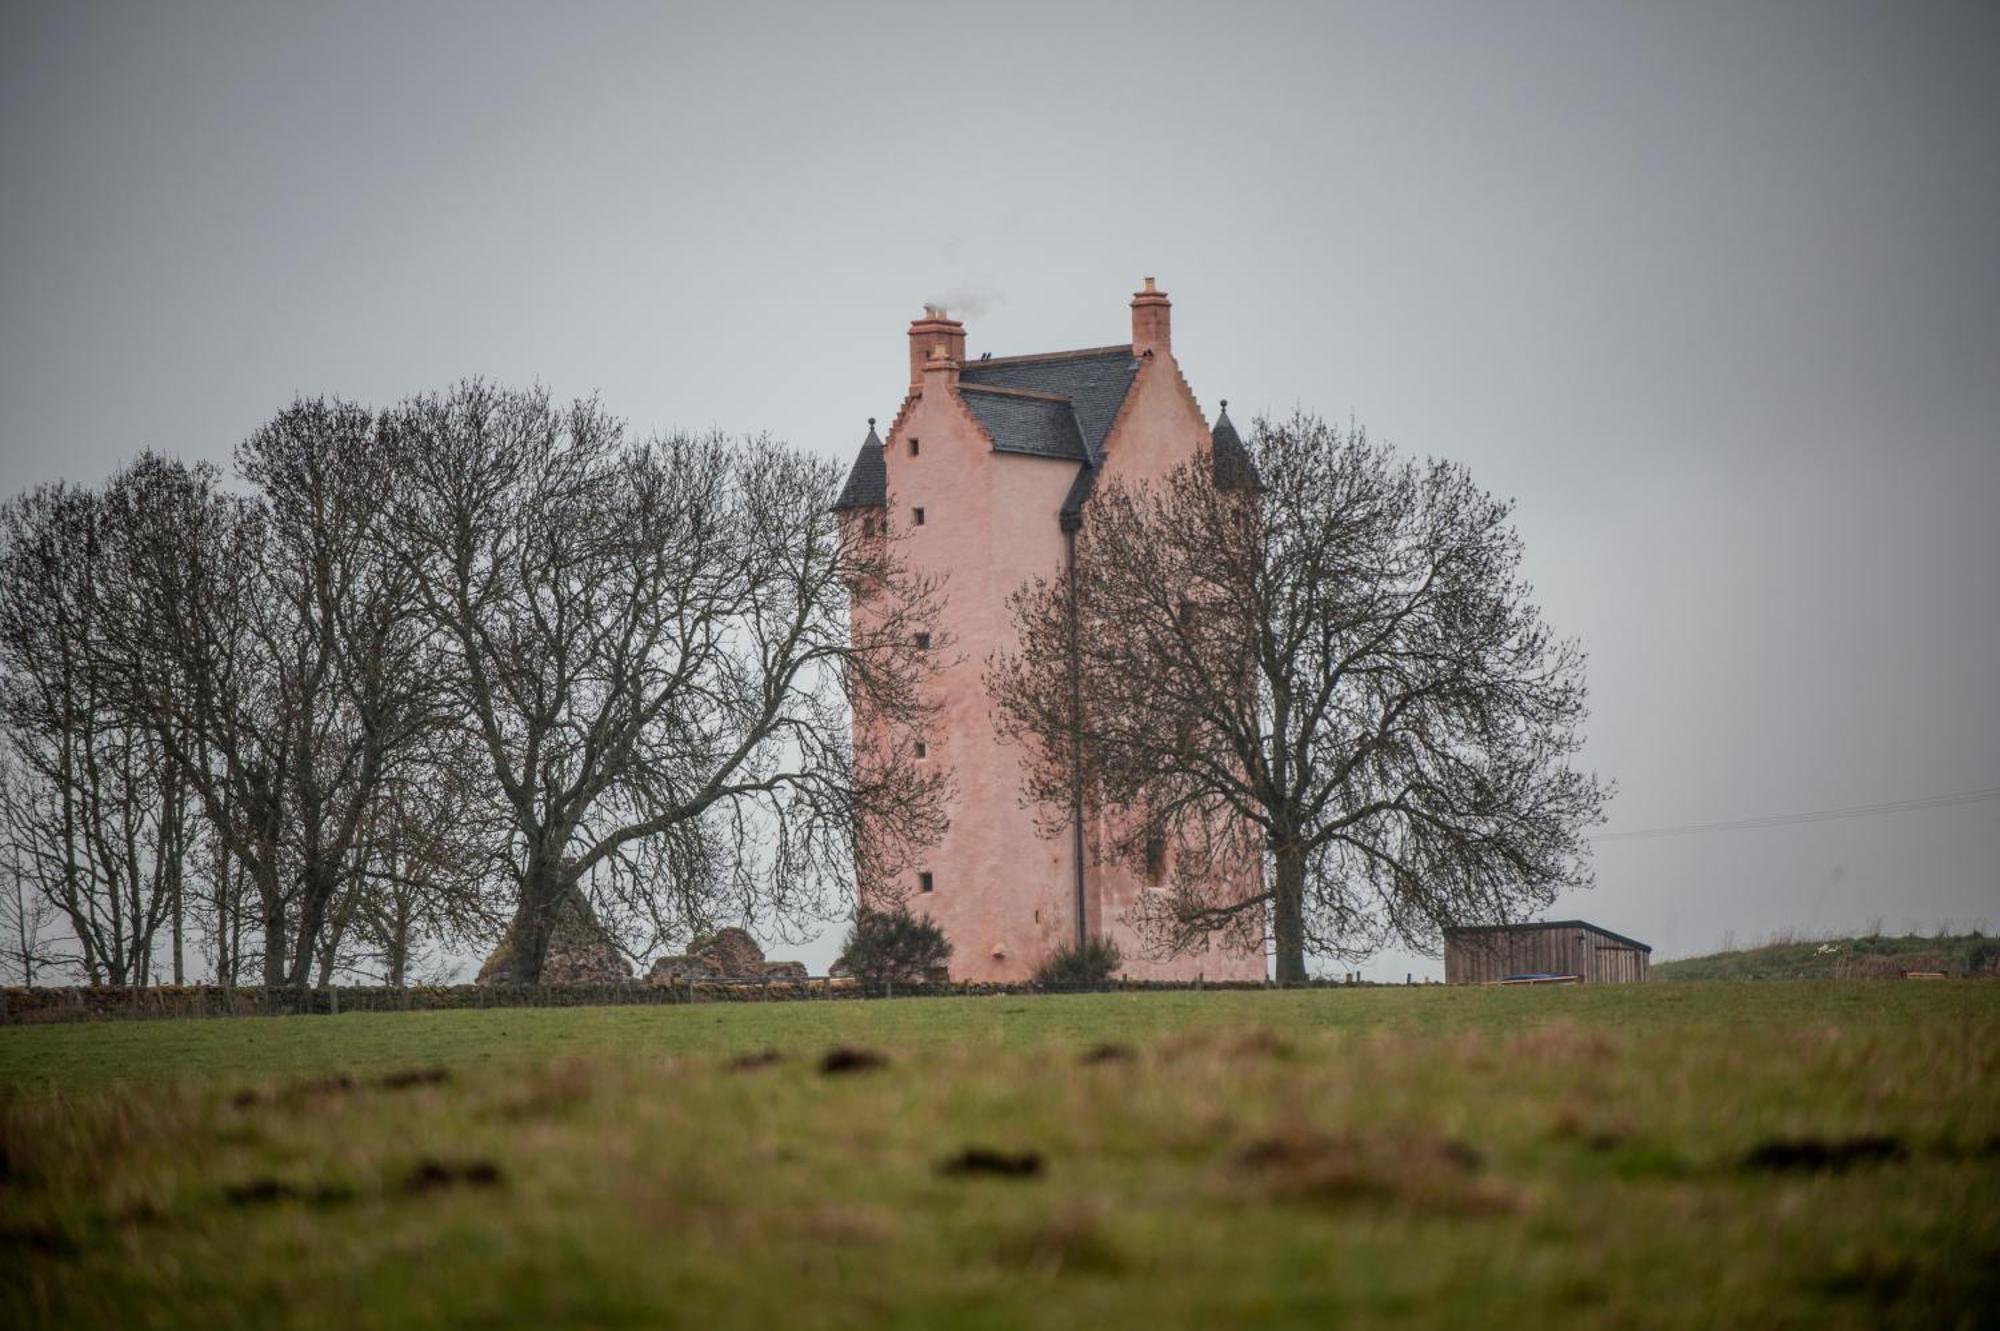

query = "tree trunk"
166;771;185;985
510;854;562;986
258;865;288;989
229;857;246;987
289;860;342;987
388;893;410;988
170;877;184;985
212;837;234;987
1272;843;1308;985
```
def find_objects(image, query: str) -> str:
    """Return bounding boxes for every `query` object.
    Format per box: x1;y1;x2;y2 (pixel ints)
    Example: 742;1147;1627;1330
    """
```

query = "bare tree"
991;412;1607;984
0;757;60;985
86;455;288;986
0;482;193;985
324;734;512;986
95;403;440;987
188;811;255;987
384;382;946;983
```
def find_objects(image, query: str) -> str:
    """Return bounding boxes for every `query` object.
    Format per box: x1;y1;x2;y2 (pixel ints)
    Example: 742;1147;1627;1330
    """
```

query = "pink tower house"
834;280;1268;982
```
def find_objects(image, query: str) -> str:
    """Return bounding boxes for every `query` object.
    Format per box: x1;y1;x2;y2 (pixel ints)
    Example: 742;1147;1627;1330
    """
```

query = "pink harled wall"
852;285;1266;983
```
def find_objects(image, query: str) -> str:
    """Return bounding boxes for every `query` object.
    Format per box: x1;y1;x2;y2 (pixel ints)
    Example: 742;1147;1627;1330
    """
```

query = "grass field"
4;983;1996;1328
1653;931;1998;981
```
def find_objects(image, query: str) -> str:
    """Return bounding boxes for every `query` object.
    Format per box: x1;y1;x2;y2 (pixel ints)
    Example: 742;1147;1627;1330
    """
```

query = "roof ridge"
1443;919;1653;953
965;343;1133;368
956;383;1072;403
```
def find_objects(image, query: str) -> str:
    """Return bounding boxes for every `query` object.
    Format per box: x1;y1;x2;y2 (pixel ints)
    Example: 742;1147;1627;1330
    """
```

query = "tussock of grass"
2;984;1996;1328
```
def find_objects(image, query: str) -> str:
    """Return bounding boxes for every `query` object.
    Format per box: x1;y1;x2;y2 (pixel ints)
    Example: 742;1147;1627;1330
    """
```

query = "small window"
914;632;931;650
1033;908;1041;924
862;516;877;536
914;741;928;759
913;506;925;526
918;871;934;894
1144;831;1166;884
909;438;921;457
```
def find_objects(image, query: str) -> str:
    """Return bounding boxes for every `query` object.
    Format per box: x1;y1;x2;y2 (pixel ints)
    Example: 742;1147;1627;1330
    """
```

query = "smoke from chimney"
923;287;1005;323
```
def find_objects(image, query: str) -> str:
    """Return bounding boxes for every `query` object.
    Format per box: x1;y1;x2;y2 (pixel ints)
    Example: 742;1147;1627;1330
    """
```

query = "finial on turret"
868;417;876;428
1220;399;1228;413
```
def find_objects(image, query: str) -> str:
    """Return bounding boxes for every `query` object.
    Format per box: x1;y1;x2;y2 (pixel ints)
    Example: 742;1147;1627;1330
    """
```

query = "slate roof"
834;343;1242;524
958;345;1139;462
831;420;886;510
1057;462;1099;529
1061;400;1256;527
1210;404;1261;491
957;386;1089;461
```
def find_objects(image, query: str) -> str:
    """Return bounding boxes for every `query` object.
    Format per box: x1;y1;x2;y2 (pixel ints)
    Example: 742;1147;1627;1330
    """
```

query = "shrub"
1033;935;1123;989
836;905;952;987
1964;937;1999;976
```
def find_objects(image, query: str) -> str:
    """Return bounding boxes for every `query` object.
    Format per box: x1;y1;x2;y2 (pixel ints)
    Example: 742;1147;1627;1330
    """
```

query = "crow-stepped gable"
836;280;1267;982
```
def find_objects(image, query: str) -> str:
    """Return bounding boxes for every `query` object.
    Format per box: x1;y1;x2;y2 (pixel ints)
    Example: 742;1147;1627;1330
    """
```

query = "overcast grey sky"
3;0;1994;977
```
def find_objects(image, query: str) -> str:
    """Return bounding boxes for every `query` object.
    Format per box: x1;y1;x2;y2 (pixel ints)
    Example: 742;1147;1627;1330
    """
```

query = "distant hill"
1654;931;1999;981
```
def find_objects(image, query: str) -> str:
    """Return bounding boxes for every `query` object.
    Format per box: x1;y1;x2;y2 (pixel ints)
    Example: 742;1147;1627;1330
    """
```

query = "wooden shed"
1443;920;1652;985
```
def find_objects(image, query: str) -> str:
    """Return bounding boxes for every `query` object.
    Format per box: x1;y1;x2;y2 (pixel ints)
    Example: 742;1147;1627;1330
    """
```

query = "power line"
1587;786;2000;843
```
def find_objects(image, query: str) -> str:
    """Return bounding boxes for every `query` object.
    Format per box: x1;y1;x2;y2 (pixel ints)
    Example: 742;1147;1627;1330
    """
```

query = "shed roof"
1442;920;1653;953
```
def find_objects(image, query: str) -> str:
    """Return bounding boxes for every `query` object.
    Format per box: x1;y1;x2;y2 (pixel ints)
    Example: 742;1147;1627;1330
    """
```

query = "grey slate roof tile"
1211;405;1261;491
1058;462;1098;527
837;346;1237;525
958;387;1090;461
958;346;1139;463
832;420;886;510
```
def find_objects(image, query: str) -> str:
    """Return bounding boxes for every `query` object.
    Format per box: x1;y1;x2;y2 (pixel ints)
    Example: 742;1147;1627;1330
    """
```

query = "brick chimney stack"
1131;276;1170;357
909;306;966;389
921;342;960;395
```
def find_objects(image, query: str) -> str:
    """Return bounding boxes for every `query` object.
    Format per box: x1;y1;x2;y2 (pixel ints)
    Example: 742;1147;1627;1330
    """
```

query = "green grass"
1654;932;1999;981
4;983;1996;1328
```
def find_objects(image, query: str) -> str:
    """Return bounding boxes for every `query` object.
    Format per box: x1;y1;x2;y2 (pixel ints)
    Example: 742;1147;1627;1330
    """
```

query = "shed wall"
1444;925;1649;984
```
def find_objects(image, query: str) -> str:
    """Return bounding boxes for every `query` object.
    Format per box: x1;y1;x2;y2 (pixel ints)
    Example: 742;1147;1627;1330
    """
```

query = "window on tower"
913;506;925;526
909;438;921;457
918;871;935;894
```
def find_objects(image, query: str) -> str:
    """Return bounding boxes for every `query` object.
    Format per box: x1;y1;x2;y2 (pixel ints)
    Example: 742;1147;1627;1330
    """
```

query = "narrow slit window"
914;631;931;650
909;438;921;457
913;506;926;526
918;871;935;894
914;741;928;759
862;515;877;536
